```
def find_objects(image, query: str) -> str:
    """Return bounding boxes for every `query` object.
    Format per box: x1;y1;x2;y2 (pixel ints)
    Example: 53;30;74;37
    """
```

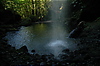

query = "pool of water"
5;23;78;56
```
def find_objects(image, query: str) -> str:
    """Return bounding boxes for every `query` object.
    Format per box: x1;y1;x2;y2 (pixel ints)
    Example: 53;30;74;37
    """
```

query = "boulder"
80;17;100;38
18;46;28;53
62;49;70;53
31;49;36;54
68;21;85;38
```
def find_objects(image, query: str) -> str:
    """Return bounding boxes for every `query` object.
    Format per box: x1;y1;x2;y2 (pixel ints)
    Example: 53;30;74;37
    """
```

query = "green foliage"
3;0;51;20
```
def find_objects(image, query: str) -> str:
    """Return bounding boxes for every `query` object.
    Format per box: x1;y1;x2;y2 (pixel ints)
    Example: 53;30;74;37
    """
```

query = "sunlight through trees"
3;0;51;19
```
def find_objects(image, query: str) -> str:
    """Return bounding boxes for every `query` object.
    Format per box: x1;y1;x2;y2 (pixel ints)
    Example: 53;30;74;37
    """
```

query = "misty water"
5;23;78;56
5;0;78;57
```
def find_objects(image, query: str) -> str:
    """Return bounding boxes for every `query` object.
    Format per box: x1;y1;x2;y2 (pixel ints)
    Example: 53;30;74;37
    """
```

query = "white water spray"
48;0;68;57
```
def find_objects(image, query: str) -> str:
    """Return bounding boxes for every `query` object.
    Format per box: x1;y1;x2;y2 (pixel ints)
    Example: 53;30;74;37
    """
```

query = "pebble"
40;62;46;66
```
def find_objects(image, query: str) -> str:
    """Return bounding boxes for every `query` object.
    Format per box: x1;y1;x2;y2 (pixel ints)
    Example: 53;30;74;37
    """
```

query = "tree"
3;0;51;20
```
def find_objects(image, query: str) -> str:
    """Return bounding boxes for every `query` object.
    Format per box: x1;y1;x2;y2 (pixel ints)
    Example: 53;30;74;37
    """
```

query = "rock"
31;50;35;53
79;17;100;38
62;49;70;53
18;46;28;53
68;21;85;38
40;62;46;66
31;49;36;55
52;62;56;66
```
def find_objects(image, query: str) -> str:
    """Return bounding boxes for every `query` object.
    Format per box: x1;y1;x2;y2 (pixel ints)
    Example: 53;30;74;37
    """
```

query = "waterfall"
4;0;78;57
48;0;68;57
51;0;67;40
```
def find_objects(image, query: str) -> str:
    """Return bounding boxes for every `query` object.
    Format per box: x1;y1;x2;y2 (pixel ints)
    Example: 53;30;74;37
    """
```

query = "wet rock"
73;54;84;61
41;55;47;62
80;17;100;39
62;49;70;53
18;46;28;53
31;50;35;52
68;21;85;38
40;62;46;66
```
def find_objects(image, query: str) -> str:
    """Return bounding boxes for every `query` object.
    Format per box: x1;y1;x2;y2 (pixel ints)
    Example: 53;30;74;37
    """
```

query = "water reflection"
5;24;77;55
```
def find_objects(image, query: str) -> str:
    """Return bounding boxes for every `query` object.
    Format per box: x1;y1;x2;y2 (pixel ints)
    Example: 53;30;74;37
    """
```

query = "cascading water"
47;0;68;57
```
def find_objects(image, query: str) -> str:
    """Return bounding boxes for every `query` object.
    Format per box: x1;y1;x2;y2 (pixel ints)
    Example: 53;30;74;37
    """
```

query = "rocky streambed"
0;38;100;66
0;18;100;66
